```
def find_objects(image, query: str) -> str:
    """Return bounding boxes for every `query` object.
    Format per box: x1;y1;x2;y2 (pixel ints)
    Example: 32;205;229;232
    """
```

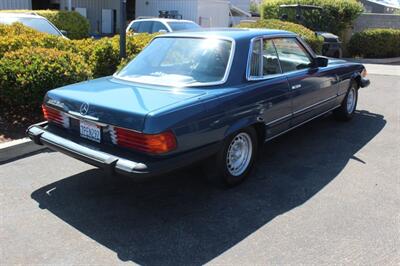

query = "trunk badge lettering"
47;99;65;109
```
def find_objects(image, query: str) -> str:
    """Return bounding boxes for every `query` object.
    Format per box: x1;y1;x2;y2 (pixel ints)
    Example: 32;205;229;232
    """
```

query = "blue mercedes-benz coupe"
28;29;370;187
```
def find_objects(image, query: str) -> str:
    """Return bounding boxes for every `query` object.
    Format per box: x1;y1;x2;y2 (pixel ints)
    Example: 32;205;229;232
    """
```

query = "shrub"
261;0;363;35
71;33;156;77
236;19;323;53
0;23;156;77
0;23;72;58
117;33;156;69
0;47;92;114
347;29;400;58
0;22;38;35
0;10;89;39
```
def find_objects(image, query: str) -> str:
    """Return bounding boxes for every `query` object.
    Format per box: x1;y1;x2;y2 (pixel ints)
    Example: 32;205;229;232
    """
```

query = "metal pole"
119;0;127;59
68;0;72;11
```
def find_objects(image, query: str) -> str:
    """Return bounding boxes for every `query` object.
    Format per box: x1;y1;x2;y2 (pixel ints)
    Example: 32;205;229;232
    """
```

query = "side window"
129;21;140;32
273;38;312;73
262;39;281;76
248;38;281;79
249;39;262;77
137;21;153;33
151;22;168;33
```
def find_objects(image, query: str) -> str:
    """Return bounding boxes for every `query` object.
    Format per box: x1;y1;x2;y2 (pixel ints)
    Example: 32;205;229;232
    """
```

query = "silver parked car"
126;18;200;34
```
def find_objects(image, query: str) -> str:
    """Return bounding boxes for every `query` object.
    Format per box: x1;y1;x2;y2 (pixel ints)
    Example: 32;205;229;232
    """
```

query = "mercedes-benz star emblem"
80;102;89;115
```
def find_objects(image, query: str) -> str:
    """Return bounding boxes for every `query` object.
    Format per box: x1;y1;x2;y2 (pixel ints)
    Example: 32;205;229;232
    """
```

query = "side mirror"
313;56;329;68
158;29;168;33
60;30;68;36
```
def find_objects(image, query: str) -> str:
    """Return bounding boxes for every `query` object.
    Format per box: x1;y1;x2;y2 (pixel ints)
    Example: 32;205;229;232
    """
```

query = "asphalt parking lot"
1;72;399;265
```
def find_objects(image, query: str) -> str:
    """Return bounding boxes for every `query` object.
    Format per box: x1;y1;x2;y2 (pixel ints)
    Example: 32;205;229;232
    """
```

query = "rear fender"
224;116;261;138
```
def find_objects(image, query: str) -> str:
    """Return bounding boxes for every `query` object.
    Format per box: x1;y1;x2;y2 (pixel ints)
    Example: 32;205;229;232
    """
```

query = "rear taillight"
42;104;70;128
110;126;177;154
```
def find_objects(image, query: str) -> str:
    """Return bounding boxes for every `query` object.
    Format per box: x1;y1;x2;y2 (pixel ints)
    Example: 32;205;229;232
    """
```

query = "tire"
203;127;258;187
334;81;358;121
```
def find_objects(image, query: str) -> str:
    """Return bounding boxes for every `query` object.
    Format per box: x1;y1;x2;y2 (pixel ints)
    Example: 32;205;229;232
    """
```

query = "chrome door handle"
291;84;302;90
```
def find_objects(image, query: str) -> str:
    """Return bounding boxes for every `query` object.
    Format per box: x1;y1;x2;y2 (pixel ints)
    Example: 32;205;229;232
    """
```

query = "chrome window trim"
246;33;296;81
246;35;318;80
113;35;236;87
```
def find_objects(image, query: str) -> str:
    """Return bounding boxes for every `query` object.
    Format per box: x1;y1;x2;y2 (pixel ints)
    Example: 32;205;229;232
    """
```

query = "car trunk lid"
45;77;206;132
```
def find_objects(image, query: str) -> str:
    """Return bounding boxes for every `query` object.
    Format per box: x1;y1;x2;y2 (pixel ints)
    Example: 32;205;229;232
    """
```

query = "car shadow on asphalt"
31;110;386;265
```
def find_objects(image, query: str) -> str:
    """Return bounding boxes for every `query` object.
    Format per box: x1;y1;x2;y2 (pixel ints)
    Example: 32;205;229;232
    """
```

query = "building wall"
135;0;198;22
60;0;120;34
198;0;229;27
230;0;250;12
0;0;32;10
353;13;400;32
135;0;230;27
360;0;399;14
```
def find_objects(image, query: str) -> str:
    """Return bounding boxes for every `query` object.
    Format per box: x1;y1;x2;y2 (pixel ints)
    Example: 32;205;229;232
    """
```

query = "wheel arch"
224;117;266;144
351;71;362;89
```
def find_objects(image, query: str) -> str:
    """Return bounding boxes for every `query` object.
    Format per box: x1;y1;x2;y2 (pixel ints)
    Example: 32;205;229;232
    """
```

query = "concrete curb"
0;138;46;163
344;57;400;64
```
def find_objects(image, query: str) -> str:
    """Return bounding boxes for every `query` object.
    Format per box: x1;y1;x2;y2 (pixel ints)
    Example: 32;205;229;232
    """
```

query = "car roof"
158;28;296;41
0;12;46;19
133;18;196;23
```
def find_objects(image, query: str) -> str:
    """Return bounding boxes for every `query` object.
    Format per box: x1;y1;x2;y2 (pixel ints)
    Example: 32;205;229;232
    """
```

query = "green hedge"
0;21;38;35
261;0;363;35
236;19;323;53
0;23;156;115
69;33;155;77
0;23;155;77
0;47;92;113
0;10;89;39
0;23;71;58
348;29;400;58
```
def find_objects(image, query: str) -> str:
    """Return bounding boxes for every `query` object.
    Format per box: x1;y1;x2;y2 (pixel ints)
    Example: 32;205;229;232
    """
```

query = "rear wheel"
204;127;258;187
334;82;358;121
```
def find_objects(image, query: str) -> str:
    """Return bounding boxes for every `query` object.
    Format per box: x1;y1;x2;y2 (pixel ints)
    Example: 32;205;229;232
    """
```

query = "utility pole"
119;0;127;58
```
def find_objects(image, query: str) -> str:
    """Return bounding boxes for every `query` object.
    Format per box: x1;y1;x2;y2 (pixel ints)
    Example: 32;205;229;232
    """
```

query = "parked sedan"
126;18;200;34
28;29;370;187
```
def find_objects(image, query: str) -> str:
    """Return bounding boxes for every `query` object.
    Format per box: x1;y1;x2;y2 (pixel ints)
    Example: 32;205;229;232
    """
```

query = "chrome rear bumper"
27;122;220;179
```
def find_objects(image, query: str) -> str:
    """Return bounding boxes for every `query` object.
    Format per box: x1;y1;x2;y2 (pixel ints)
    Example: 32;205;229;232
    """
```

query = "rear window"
116;37;233;86
167;22;200;31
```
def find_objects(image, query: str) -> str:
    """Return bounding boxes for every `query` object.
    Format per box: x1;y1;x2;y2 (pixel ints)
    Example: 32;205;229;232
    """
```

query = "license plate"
80;120;101;143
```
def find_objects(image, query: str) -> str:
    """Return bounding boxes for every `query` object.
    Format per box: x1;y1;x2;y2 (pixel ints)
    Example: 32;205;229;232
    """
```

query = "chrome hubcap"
226;132;253;176
346;87;356;113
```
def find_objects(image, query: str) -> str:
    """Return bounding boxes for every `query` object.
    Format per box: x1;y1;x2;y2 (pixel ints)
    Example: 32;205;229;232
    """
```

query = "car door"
273;37;338;125
247;38;292;138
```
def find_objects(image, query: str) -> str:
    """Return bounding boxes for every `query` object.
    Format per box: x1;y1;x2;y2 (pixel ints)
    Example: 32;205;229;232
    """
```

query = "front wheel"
204;127;258;187
334;82;358;121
